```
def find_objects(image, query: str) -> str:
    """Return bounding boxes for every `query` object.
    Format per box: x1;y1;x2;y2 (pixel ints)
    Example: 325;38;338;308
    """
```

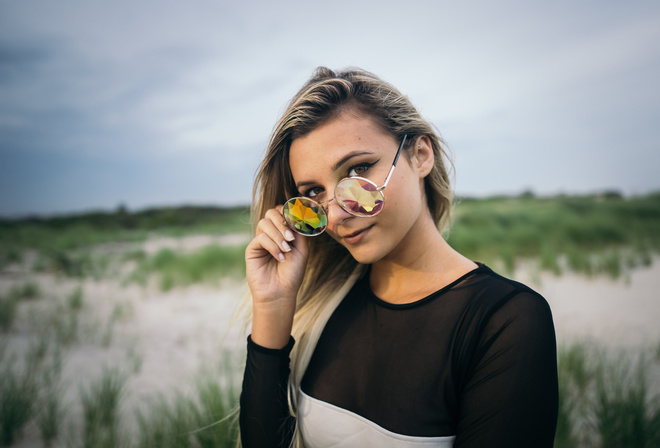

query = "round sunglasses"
283;135;408;236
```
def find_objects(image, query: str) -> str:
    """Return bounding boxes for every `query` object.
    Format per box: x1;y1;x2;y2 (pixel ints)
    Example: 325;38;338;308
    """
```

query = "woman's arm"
240;336;296;448
240;207;308;446
245;207;308;349
454;290;558;447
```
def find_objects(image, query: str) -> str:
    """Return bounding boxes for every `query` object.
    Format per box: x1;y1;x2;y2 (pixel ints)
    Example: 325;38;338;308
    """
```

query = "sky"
1;0;659;217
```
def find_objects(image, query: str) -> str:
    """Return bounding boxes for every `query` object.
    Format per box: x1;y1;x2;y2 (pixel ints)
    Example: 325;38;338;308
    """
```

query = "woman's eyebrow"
295;151;375;191
295;180;315;192
331;151;373;172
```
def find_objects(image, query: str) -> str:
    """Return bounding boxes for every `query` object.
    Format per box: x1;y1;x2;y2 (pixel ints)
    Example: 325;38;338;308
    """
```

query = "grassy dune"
1;192;659;447
447;192;660;277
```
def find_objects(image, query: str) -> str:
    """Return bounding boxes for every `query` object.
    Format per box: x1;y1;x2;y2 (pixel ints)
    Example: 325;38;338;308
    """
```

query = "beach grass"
78;366;127;448
555;341;660;447
0;351;38;446
134;359;240;448
0;294;18;332
0;205;250;254
2;193;659;280
128;244;246;291
447;192;660;277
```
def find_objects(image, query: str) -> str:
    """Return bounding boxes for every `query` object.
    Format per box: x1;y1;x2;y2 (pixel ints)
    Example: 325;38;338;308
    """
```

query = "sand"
514;259;660;349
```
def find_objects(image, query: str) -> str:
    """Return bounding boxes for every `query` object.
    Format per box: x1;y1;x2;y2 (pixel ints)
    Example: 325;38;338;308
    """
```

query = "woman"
240;67;558;447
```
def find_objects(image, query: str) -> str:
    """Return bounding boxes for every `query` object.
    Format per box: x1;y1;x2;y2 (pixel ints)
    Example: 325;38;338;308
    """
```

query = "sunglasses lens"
336;178;384;217
283;198;328;236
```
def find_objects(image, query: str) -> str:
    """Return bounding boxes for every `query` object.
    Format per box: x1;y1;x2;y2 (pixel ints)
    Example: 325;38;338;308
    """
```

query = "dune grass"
0;339;64;447
78;367;127;448
0;352;38;446
0;282;42;332
0;294;18;332
0;205;250;278
2;193;658;281
447;192;660;277
0;206;249;252
134;359;240;448
555;341;660;447
1;310;240;448
128;244;247;291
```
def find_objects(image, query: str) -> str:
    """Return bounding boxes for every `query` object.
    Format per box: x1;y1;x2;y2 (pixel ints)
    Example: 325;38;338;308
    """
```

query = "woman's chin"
345;244;385;265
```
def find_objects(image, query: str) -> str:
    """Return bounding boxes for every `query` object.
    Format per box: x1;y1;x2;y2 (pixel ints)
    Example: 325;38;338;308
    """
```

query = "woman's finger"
261;209;295;250
256;214;296;256
273;206;296;242
247;231;287;263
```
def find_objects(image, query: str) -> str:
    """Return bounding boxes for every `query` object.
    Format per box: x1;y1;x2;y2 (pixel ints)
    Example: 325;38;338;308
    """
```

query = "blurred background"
1;1;660;447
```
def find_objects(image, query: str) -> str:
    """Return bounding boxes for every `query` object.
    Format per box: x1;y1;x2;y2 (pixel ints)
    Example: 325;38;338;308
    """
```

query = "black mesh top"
240;264;558;447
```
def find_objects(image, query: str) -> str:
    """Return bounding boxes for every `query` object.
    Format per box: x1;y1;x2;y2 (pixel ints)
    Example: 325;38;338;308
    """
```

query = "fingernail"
282;241;291;252
278;253;286;262
285;230;295;241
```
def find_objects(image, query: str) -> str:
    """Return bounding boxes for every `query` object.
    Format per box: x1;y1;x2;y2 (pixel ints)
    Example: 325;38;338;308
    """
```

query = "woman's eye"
348;163;372;177
305;187;323;198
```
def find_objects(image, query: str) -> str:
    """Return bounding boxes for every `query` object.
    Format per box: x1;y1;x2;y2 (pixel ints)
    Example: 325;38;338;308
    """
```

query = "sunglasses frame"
283;134;408;236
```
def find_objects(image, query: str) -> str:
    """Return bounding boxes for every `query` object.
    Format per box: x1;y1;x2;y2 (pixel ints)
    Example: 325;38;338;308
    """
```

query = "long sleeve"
453;290;558;447
239;336;296;448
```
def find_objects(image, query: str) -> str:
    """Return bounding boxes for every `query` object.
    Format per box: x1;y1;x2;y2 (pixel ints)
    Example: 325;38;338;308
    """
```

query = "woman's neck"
369;217;477;304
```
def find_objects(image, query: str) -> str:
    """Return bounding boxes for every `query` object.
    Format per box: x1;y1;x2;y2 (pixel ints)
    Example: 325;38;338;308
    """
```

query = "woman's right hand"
245;207;309;349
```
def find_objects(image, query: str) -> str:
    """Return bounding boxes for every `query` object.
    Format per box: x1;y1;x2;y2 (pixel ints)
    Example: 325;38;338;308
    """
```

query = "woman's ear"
412;135;435;178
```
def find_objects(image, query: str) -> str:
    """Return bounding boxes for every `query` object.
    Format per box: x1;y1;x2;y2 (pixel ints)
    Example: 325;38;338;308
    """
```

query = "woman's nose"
325;198;352;230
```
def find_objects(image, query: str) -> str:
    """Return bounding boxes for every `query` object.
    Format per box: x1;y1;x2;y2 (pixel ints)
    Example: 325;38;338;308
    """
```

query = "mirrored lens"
335;177;384;217
283;197;328;236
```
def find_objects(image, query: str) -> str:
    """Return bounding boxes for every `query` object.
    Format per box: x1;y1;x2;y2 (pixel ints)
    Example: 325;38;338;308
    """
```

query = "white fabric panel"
298;390;456;448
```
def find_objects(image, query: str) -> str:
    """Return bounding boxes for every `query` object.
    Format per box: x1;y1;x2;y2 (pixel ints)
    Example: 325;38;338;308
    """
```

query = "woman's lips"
342;225;373;244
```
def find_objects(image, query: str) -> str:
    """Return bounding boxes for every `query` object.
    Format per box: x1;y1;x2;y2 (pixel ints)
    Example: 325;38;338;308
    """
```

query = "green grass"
50;305;80;346
0;339;65;447
2;194;658;281
128;244;247;291
0;205;250;280
10;282;41;300
0;294;18;332
134;358;240;448
0;283;43;332
447;192;660;277
555;341;660;447
78;367;127;448
68;286;84;311
0;205;250;254
0;351;38;446
35;348;64;447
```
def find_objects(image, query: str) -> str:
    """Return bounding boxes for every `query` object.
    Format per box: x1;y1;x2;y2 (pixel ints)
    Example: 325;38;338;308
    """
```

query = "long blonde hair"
249;66;454;447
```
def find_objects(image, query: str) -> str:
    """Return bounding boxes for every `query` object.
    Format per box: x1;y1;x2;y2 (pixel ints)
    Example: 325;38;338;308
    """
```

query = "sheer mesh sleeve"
453;290;558;447
239;336;296;448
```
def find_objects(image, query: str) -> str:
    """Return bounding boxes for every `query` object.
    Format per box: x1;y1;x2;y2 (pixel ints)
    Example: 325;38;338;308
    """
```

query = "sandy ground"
514;259;660;349
1;236;659;447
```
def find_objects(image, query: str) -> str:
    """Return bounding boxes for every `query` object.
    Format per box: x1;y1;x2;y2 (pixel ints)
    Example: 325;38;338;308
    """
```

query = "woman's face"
288;111;431;265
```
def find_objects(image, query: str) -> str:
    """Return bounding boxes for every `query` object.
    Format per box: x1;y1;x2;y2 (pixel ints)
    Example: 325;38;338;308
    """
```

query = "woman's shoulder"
450;264;556;361
456;263;552;321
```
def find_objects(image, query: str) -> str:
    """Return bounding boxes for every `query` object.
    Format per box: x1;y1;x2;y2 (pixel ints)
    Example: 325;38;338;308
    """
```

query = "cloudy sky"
1;0;659;217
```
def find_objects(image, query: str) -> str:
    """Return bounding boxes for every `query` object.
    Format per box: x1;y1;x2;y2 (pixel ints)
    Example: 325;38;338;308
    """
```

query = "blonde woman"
240;67;558;447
